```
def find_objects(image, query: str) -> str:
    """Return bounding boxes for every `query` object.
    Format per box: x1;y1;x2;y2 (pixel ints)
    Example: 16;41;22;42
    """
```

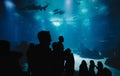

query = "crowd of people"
79;60;112;76
0;30;112;76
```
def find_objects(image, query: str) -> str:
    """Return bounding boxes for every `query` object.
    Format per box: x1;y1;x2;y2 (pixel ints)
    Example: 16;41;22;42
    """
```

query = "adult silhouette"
0;40;11;75
0;40;23;76
79;60;89;76
58;36;64;51
51;41;64;76
103;67;112;76
96;61;104;76
51;35;65;76
64;48;75;76
89;60;96;76
27;31;52;76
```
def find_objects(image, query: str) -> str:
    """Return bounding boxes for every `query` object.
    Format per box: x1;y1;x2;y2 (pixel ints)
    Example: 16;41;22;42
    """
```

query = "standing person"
89;60;96;76
57;36;65;75
96;61;104;76
51;41;65;76
64;48;75;76
103;67;112;76
79;60;89;76
58;36;64;51
27;31;52;76
0;40;23;76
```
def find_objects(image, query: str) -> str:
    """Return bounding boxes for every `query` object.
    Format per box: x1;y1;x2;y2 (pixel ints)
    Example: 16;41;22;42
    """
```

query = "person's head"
97;61;103;69
37;31;51;45
52;42;58;50
64;48;71;55
58;36;64;42
90;60;95;65
81;60;87;65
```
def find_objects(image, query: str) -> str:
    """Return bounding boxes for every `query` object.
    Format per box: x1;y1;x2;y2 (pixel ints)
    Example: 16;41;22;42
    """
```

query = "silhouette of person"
79;60;89;76
58;36;64;51
0;40;23;76
89;60;96;76
27;31;52;76
53;36;64;76
64;48;75;76
51;41;64;76
103;67;112;76
96;61;104;76
0;40;11;75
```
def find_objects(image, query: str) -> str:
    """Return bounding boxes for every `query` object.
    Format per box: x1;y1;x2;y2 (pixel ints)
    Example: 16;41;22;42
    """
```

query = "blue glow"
1;0;112;51
52;21;61;27
1;0;120;75
50;17;63;27
22;63;28;72
83;19;90;26
34;15;41;21
91;0;96;2
66;0;71;5
98;5;108;14
81;8;88;14
14;12;20;17
65;0;73;17
4;0;15;9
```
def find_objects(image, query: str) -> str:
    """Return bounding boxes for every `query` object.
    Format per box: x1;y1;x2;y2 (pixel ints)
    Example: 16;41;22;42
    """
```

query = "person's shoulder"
33;44;41;50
